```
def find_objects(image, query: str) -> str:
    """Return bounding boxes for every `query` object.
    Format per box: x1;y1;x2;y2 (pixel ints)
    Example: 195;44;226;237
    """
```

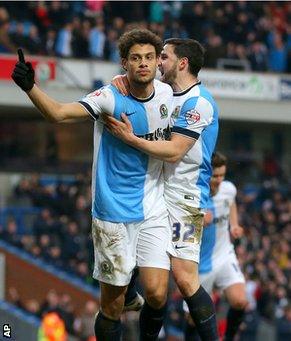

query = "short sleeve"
78;86;115;121
172;96;214;140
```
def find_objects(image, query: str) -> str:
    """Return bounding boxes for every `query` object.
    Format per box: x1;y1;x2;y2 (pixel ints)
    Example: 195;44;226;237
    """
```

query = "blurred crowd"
8;286;98;341
0;159;290;340
1;172;96;287
0;1;290;72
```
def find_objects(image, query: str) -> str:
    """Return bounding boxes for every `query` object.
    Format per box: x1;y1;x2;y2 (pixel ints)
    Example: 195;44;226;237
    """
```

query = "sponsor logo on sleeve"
88;87;106;98
185;109;200;125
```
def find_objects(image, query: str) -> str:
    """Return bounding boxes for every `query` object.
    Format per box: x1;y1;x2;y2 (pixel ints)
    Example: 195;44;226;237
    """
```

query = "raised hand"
11;48;35;91
230;225;244;239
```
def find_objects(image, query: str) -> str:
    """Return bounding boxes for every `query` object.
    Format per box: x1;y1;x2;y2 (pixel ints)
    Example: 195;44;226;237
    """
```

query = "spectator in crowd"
9;22;27;49
33;208;61;242
204;31;226;68
89;15;105;59
248;40;268;71
43;27;57;56
277;304;291;341
47;0;68;30
31;1;51;36
0;7;17;53
0;218;22;247
58;293;76;335
74;300;99;341
40;289;60;316
268;31;288;72
26;25;42;55
104;28;119;63
38;311;68;341
71;18;90;58
55;22;73;57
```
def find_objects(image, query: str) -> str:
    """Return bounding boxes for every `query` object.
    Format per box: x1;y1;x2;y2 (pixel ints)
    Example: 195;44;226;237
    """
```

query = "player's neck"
129;82;154;99
172;74;199;92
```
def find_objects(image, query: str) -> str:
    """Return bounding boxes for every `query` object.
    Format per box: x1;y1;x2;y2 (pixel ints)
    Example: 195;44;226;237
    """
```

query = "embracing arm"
105;114;195;163
128;133;194;163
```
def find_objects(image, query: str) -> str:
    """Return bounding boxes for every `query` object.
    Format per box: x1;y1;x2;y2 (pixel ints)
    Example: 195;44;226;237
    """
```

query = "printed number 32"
172;222;195;243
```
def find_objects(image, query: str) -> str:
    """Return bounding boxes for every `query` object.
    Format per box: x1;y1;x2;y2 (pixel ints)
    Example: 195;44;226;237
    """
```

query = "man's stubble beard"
160;62;178;86
210;184;219;197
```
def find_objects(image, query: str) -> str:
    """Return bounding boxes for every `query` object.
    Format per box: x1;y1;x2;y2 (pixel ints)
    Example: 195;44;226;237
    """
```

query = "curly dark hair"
164;38;205;76
118;29;163;59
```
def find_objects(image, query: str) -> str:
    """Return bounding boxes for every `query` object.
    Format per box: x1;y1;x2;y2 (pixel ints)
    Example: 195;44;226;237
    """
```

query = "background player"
11;29;173;340
184;151;248;341
107;38;219;340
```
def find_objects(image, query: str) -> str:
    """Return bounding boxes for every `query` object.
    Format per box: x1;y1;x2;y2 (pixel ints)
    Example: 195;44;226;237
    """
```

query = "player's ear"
179;57;188;71
121;58;127;71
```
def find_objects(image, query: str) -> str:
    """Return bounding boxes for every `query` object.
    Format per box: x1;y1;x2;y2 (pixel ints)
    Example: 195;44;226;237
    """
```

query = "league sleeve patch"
185;109;200;125
87;87;106;98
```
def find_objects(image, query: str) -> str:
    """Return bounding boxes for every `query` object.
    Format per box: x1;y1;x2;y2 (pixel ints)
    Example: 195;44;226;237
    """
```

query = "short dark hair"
118;29;163;59
164;38;205;76
211;151;227;168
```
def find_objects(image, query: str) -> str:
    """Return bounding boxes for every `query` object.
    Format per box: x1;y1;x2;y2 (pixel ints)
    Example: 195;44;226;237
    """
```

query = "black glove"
11;49;35;91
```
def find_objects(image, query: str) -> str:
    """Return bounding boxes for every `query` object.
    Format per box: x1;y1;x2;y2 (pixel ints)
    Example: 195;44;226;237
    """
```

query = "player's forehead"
212;165;226;176
128;43;156;57
161;44;176;57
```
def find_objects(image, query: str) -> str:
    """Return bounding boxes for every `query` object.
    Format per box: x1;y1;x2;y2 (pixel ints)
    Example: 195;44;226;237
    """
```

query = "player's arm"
105;113;195;163
129;132;195;163
12;49;89;123
229;201;244;239
27;86;89;123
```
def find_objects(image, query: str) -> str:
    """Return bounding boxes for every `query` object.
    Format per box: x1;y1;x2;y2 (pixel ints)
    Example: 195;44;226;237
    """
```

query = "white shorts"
183;251;245;312
92;214;171;286
200;250;245;293
167;202;204;263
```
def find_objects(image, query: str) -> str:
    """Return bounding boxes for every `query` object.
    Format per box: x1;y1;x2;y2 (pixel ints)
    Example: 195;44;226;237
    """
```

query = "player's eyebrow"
130;52;155;57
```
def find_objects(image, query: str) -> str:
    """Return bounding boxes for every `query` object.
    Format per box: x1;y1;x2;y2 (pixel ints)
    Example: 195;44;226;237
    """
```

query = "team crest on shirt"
224;199;230;208
100;261;113;275
160;104;168;119
171;106;181;119
185;109;200;125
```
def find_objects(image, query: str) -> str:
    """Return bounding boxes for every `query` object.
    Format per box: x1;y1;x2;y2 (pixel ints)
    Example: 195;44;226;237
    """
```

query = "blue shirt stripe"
93;86;149;222
196;86;219;208
199;197;216;273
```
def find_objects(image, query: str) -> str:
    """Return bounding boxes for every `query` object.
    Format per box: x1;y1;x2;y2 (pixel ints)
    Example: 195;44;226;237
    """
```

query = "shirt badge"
160;104;168;119
185;109;200;125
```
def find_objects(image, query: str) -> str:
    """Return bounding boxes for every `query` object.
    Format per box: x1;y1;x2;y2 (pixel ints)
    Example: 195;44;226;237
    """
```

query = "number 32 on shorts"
172;222;202;244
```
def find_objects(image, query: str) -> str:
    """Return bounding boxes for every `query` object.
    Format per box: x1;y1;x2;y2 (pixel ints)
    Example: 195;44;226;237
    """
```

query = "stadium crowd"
0;1;290;72
0;160;290;340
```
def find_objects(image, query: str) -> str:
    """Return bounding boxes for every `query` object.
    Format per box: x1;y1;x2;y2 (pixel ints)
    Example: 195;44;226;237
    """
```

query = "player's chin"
160;74;171;85
160;74;166;82
135;75;155;84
